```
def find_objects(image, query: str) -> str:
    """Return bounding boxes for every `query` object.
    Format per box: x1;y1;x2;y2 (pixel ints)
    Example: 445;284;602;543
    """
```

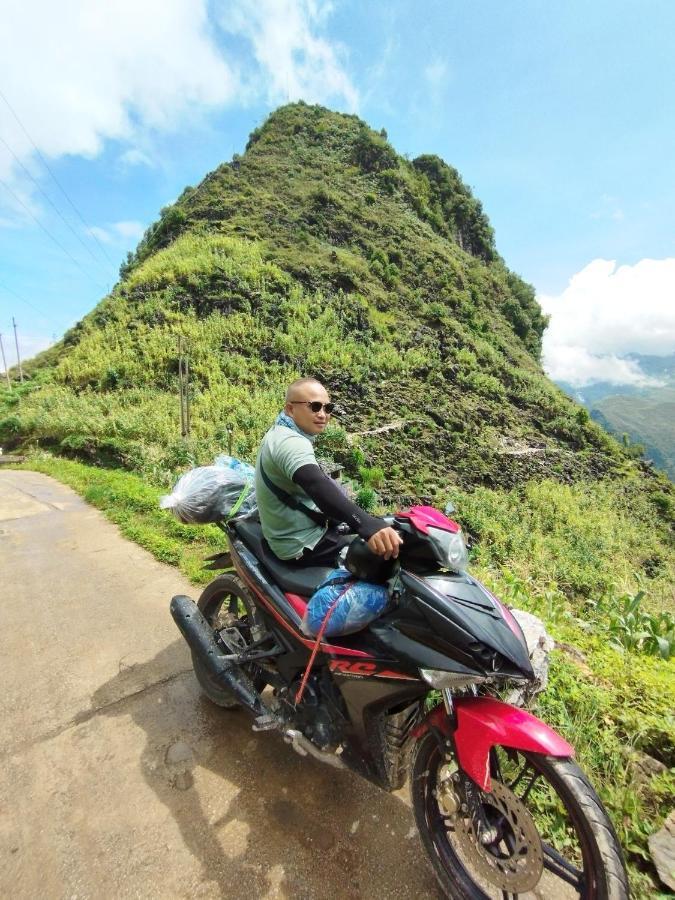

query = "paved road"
0;470;439;900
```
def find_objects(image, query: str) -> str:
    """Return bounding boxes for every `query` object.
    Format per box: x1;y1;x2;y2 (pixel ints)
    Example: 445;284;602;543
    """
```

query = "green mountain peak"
2;102;670;505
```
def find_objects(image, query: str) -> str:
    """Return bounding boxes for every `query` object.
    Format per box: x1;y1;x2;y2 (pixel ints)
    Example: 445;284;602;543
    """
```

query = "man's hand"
367;527;404;560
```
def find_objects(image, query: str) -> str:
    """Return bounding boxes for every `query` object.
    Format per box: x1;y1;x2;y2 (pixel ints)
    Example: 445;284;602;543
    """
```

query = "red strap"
294;582;353;705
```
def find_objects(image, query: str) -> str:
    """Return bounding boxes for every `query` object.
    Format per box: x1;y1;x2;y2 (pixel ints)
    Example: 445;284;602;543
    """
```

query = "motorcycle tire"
193;573;267;708
410;730;629;899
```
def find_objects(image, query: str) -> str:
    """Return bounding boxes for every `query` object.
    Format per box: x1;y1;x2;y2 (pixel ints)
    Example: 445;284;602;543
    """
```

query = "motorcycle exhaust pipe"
283;729;346;770
170;594;268;718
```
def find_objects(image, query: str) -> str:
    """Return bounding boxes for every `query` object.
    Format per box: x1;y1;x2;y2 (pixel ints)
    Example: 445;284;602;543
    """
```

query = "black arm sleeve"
292;464;386;540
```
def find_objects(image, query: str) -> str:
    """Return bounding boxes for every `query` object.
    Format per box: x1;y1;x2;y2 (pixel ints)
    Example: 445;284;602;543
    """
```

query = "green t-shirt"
254;425;326;560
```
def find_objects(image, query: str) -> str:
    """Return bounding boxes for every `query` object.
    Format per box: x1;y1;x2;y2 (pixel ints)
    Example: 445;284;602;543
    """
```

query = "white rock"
505;608;554;707
649;809;675;892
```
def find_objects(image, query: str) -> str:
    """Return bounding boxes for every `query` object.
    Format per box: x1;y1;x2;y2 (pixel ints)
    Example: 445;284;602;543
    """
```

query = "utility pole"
0;333;11;389
178;336;190;439
12;317;23;382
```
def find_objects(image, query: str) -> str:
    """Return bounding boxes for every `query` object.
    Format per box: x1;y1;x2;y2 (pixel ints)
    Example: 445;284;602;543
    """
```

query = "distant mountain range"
557;353;675;480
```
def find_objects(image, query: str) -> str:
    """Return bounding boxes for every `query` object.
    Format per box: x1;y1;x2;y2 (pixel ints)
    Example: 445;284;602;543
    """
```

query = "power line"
0;277;60;328
0;174;107;292
0;132;116;278
0;87;118;271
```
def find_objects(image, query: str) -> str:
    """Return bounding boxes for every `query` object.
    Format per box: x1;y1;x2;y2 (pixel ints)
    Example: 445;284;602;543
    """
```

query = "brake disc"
451;780;544;892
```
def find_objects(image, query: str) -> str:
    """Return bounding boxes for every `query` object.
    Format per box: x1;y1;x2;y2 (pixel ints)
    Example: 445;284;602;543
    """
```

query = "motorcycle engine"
275;675;344;750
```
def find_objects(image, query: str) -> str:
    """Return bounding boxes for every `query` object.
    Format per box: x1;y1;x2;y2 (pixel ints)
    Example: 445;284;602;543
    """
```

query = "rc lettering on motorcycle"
328;659;416;679
170;504;629;899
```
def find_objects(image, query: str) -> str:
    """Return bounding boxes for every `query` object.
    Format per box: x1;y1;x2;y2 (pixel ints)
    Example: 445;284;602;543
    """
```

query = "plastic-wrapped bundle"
302;568;390;637
159;455;256;524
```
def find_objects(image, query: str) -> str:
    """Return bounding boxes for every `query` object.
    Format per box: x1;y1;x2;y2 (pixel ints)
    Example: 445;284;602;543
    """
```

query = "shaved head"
285;378;326;404
283;378;332;436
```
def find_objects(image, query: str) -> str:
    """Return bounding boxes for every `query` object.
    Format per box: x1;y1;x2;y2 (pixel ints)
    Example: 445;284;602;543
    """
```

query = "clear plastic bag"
302;568;390;637
159;455;257;524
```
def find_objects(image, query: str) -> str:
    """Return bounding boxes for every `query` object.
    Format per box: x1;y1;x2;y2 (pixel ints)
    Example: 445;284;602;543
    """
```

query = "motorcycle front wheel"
410;730;629;899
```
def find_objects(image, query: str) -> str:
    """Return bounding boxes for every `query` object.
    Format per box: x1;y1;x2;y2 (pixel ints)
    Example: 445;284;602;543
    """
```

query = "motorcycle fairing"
230;535;419;675
398;505;460;534
370;620;485;675
413;697;574;792
335;677;426;789
399;571;534;676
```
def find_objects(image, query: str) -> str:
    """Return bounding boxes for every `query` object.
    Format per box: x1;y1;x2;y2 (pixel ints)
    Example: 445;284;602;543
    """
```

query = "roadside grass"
450;477;674;614
16;455;225;586
12;453;675;897
478;566;675;889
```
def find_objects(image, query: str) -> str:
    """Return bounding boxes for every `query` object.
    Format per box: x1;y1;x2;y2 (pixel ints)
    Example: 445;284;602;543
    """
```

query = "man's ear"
284;401;295;417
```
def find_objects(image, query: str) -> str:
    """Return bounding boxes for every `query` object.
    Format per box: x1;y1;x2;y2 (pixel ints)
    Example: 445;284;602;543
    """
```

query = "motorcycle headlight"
420;668;486;689
427;526;469;572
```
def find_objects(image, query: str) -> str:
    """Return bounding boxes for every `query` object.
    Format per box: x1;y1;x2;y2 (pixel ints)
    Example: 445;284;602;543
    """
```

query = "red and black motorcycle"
170;506;629;898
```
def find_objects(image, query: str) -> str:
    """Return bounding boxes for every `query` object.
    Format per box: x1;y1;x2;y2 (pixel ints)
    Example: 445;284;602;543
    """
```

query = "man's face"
285;382;332;436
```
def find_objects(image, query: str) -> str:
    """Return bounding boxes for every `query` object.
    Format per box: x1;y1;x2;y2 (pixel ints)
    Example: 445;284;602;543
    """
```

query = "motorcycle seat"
233;520;333;597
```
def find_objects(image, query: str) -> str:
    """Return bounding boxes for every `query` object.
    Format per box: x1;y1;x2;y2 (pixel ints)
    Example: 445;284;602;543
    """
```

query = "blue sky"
1;0;673;385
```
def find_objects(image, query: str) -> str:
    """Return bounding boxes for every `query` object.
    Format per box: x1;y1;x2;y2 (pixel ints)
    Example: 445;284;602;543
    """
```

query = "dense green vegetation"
1;102;673;894
3;103;628;492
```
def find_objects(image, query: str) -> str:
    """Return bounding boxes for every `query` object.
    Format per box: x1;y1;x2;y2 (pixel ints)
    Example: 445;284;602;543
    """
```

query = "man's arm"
293;464;402;558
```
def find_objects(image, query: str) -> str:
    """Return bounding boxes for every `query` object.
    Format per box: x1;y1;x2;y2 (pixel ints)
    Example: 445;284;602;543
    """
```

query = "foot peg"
252;713;279;732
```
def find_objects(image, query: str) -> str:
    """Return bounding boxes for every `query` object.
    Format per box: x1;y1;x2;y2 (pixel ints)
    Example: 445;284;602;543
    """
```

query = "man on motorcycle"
255;378;402;567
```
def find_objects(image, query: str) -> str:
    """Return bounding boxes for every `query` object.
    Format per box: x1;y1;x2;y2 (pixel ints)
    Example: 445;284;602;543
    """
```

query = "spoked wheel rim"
420;742;600;899
193;576;266;706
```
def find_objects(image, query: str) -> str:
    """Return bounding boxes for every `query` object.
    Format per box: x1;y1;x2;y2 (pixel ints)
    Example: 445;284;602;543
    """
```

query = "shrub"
353;127;398;173
355;485;377;510
0;415;23;440
600;583;675;659
358;465;385;488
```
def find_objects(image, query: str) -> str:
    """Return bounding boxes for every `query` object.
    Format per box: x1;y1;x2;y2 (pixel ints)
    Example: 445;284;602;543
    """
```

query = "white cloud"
89;220;145;244
0;330;53;371
113;220;145;240
218;0;358;110
538;258;675;387
118;148;155;169
0;0;358;212
0;1;237;187
541;344;662;388
88;226;113;245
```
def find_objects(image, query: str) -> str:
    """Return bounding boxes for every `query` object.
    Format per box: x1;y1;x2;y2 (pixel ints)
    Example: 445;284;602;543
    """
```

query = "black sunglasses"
290;401;335;414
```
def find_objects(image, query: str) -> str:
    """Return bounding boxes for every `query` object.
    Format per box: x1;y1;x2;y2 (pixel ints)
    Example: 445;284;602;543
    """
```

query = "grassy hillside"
2;102;638;494
1;102;674;894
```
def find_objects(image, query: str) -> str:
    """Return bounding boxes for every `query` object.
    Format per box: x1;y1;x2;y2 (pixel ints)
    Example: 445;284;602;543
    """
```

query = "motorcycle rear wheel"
410;730;629;899
193;573;267;708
